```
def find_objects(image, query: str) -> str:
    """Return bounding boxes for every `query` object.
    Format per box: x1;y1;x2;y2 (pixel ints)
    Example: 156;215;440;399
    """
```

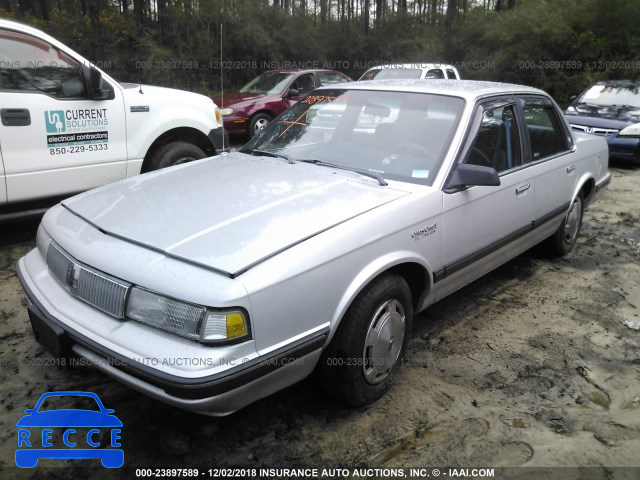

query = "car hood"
213;92;273;108
62;153;410;277
566;103;640;125
121;84;217;111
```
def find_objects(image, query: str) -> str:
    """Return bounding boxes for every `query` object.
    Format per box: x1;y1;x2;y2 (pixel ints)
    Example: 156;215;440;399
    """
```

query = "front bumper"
17;255;328;416
607;136;640;162
208;127;231;154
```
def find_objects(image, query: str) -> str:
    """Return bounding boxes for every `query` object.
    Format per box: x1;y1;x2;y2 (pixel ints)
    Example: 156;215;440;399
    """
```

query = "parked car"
565;80;640;162
359;63;460;81
213;68;351;138
18;80;610;416
0;19;228;223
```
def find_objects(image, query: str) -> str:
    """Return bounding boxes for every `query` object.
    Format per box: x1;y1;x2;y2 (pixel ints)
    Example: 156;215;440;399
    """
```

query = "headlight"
619;123;640;137
220;107;234;116
125;286;250;344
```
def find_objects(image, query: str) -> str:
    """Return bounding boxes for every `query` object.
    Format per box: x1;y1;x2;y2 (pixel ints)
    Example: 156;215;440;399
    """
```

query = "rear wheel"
317;274;413;406
146;141;206;171
546;192;584;255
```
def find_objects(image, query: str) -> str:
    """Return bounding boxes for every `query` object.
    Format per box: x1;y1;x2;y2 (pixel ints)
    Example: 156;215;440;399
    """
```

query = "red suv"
214;69;351;138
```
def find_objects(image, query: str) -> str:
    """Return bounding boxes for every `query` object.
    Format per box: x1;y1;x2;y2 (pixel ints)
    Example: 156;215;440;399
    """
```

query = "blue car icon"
16;391;123;468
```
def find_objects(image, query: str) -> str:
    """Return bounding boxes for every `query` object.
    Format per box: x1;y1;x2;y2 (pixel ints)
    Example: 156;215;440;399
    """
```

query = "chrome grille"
47;244;73;287
570;124;619;136
76;267;129;318
47;243;130;319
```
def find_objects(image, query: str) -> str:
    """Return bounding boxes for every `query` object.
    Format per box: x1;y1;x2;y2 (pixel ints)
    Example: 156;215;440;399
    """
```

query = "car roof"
317;79;546;101
367;63;457;70
262;68;346;75
590;79;640;87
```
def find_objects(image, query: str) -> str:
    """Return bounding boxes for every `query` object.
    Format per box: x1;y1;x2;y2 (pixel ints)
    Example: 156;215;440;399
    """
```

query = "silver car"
18;80;611;416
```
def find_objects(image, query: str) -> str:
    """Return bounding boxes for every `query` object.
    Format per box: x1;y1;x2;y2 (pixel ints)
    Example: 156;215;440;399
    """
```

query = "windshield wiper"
246;149;294;164
297;159;388;186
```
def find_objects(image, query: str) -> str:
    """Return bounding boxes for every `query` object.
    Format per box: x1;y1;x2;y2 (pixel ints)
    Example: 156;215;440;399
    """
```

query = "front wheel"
317;274;413;407
146;141;206;171
545;192;584;255
248;113;272;138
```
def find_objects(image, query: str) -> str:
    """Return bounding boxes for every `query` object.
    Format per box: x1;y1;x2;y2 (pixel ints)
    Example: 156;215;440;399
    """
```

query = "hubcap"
174;156;196;166
362;299;405;385
564;197;582;243
253;118;269;135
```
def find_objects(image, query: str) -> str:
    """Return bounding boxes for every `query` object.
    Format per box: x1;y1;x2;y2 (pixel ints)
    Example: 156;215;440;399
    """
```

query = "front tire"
317;274;413;407
546;192;584;255
146;141;206;171
248;113;272;138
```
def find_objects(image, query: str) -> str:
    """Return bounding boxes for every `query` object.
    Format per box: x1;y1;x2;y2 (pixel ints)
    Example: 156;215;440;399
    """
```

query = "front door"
0;27;127;205
436;100;535;299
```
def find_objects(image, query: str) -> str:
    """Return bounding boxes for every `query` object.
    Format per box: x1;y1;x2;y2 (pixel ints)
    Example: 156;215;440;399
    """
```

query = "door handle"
1;108;31;126
516;183;531;194
566;165;576;174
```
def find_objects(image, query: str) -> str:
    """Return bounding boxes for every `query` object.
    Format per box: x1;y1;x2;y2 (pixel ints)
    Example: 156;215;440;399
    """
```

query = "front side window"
0;29;87;98
242;89;465;185
466;104;522;173
318;72;348;86
291;73;315;95
522;98;568;161
446;69;457;79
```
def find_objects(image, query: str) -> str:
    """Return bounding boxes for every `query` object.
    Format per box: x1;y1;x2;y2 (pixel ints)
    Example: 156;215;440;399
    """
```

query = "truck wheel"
147;141;206;171
248;113;272;138
317;274;413;407
545;192;584;256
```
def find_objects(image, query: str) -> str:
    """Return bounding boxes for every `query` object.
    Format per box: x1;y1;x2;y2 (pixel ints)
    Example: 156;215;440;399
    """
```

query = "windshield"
239;72;294;95
373;68;423;80
243;89;465;186
576;83;640;108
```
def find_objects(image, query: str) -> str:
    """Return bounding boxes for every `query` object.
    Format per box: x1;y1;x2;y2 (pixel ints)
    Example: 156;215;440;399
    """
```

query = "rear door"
0;27;127;205
518;95;577;228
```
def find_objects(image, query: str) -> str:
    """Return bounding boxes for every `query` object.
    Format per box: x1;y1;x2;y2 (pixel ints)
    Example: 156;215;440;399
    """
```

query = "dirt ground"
0;164;638;480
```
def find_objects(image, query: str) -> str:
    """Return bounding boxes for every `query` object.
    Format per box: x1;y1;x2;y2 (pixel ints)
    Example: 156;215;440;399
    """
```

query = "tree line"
0;0;638;105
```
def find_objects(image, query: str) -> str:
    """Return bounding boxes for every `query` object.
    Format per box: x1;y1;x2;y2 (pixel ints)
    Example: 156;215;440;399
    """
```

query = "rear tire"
317;274;413;407
546;192;584;255
146;141;206;171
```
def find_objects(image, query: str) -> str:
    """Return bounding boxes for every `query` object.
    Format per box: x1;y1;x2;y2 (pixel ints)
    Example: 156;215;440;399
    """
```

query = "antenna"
220;22;225;152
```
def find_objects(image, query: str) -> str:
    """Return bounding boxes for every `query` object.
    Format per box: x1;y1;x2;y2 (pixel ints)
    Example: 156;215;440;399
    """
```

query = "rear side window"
522;99;569;161
425;69;445;79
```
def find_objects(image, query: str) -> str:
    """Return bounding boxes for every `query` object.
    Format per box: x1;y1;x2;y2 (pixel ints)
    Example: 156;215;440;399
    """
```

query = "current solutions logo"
15;391;123;468
44;110;65;133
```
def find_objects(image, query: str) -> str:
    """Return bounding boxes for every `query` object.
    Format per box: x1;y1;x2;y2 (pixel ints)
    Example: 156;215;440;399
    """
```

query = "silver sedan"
18;80;611;415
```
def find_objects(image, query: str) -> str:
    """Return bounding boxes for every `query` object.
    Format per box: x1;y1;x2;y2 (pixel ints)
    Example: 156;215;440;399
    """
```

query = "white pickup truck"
0;19;229;222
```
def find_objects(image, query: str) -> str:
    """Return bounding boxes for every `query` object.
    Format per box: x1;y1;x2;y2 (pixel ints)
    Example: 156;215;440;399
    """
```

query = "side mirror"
445;163;500;190
287;88;300;98
86;65;114;100
569;94;577;101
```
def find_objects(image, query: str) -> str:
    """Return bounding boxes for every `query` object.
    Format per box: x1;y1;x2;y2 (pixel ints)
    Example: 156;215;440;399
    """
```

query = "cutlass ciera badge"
411;223;437;241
